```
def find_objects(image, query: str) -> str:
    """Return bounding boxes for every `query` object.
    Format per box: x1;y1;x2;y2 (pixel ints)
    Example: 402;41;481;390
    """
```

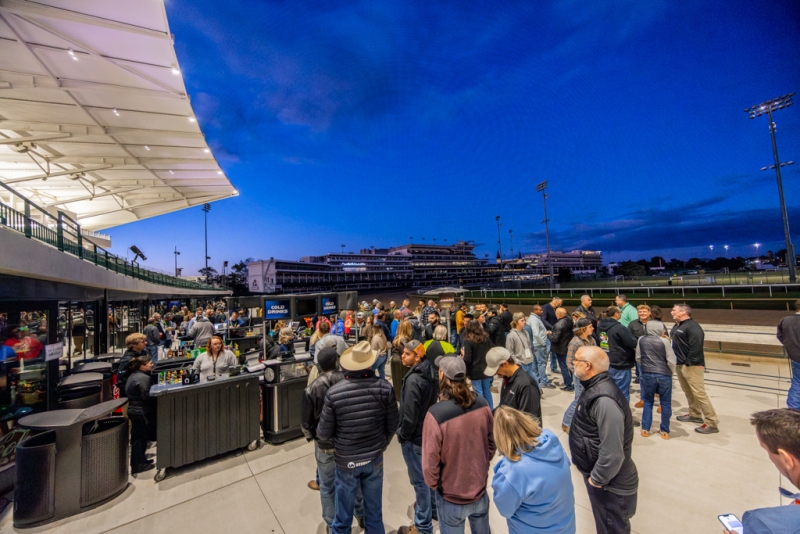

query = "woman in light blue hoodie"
492;406;576;534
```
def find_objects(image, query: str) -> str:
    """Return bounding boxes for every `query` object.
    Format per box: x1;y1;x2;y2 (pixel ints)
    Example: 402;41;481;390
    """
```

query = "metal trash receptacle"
14;430;57;526
80;418;128;507
57;373;103;410
71;362;113;401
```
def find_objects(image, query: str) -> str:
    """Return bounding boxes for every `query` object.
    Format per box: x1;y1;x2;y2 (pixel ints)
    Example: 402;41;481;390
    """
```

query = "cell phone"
718;513;743;534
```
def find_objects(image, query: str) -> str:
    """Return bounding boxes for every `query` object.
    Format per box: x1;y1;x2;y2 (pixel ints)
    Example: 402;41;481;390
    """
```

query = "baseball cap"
356;312;364;318
573;318;592;333
437;356;466;381
484;346;511;376
403;339;425;358
317;346;338;372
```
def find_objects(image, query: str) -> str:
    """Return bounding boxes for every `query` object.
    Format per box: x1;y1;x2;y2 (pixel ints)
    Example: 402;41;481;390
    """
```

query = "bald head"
555;307;567;318
574;346;609;380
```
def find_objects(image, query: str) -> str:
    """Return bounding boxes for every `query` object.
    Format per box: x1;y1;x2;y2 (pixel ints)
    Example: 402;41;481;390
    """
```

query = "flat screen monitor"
295;298;317;317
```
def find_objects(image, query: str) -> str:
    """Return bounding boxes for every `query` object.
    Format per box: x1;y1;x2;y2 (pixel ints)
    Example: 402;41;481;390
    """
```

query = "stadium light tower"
536;181;554;289
202;203;211;279
746;92;796;283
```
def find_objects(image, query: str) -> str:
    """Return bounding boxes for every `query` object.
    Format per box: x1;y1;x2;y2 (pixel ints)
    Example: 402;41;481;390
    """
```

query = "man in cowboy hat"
317;340;399;534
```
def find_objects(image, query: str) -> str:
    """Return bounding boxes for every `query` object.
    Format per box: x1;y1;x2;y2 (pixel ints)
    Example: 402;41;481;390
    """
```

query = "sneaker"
677;414;704;424
560;386;574;392
695;424;719;434
131;463;155;474
308;480;319;491
634;400;644;408
641;430;650;437
661;431;669;440
633;377;640;384
542;383;557;389
398;525;420;534
561;423;570;434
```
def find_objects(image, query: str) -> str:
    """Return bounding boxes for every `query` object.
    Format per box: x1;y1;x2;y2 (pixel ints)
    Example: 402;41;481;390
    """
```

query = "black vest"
569;372;636;489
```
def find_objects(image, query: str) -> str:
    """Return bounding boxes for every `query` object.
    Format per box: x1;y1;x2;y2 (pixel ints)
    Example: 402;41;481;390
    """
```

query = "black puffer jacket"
547;317;574;355
301;370;344;450
398;359;437;446
316;369;399;468
116;347;144;398
485;316;505;347
125;370;155;417
598;318;637;369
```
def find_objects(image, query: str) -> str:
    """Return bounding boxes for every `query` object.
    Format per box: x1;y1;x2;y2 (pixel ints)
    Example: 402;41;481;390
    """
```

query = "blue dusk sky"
103;0;800;275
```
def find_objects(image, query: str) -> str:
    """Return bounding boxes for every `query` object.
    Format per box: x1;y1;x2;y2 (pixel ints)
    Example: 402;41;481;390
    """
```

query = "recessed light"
217;171;222;175
113;108;120;116
203;148;210;153
171;66;180;75
169;170;174;174
144;145;150;151
232;189;239;195
188;117;196;122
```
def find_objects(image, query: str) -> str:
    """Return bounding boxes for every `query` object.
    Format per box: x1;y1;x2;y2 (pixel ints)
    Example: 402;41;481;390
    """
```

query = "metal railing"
0;182;224;292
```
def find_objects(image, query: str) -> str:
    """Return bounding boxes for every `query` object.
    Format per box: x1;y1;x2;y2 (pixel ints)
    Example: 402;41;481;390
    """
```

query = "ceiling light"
232;189;239;195
113;108;120;116
188;117;196;122
169;170;174;174
217;171;222;175
68;49;74;55
144;145;150;151
203;148;210;153
171;66;180;75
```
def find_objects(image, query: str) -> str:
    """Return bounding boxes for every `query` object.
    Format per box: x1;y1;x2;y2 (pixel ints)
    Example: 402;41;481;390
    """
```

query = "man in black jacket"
317;340;399;534
547;307;575;391
484;347;541;420
597;306;638;402
542;296;562;372
777;299;800;409
485;308;505;347
499;303;513;334
575;294;600;345
424;311;441;341
569;346;638;534
670;304;719;434
398;340;438;534
301;347;363;531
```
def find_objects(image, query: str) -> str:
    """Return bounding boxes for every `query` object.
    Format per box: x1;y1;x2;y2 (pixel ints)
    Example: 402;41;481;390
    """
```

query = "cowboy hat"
339;340;378;371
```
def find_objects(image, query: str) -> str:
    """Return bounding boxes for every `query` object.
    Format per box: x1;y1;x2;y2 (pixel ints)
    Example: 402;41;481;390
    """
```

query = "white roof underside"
0;0;236;231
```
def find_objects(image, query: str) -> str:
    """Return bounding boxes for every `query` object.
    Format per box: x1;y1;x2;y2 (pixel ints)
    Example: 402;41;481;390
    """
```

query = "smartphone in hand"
718;513;743;534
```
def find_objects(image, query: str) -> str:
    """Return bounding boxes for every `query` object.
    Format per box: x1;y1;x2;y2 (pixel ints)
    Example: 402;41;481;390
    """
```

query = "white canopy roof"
0;0;237;231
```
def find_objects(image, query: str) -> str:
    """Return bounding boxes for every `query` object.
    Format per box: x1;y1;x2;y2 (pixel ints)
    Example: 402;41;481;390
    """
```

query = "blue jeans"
533;346;551;386
472;377;494;410
333;455;384;534
401;441;436;534
520;362;538;387
788;360;800;410
608;367;632;402
555;353;573;389
316;443;363;528
372;353;388;380
145;344;159;362
562;372;584;428
547;339;558;371
434;491;490;534
640;373;673;433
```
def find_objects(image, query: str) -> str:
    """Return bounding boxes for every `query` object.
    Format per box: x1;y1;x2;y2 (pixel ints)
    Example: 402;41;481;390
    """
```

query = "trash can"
71;362;113;401
80;418;128;507
57;373;103;410
15;399;128;528
14;430;56;526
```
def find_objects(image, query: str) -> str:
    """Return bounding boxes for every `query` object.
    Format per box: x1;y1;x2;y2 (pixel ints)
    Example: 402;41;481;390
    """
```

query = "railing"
0;182;224;293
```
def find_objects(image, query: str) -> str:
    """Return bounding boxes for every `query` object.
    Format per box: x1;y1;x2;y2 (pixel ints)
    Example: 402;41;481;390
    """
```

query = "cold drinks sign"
263;300;291;320
322;297;337;315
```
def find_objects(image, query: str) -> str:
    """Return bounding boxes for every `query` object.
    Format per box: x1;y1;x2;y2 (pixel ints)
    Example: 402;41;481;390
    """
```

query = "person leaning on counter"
193;335;237;380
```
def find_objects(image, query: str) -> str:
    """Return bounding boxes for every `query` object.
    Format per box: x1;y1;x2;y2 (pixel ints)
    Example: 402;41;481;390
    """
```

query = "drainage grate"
731;362;751;367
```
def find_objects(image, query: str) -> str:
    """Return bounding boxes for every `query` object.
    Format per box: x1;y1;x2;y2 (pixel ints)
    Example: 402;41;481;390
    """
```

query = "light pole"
746;93;796;283
222;260;228;287
174;246;180;277
509;229;515;281
536;181;554;289
341;244;345;254
724;245;729;255
202;203;211;278
495;216;503;282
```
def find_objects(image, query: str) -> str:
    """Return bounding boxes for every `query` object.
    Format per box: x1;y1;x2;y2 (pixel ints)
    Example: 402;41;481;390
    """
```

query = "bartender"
193;335;237;380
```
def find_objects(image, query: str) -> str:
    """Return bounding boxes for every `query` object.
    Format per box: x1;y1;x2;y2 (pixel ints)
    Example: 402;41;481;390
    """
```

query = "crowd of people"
298;296;800;534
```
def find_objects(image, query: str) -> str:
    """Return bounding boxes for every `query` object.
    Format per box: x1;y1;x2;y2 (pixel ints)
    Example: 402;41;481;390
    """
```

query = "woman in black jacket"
117;333;146;398
462;320;494;409
126;355;156;474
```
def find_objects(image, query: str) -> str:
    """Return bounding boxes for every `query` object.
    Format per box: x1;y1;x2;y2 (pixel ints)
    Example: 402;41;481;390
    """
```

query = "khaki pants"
676;364;719;427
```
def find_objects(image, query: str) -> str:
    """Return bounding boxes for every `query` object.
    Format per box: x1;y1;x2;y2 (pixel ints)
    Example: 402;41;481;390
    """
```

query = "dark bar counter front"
150;372;260;481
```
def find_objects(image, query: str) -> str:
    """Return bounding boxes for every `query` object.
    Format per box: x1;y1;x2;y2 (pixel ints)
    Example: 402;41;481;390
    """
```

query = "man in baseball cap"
485;346;541;420
398;339;438;534
317;340;398;532
422;349;495;532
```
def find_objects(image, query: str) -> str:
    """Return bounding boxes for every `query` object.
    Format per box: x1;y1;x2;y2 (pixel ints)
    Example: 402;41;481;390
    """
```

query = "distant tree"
650;256;666;268
618;261;646;277
198;267;219;285
557;267;573;283
686;258;706;269
228;260;251;295
666;258;683;269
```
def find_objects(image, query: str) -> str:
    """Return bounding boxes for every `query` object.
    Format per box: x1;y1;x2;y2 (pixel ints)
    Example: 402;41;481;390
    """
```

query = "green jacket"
618;303;638;327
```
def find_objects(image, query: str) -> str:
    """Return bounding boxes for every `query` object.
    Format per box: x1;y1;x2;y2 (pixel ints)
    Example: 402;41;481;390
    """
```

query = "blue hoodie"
492;429;576;534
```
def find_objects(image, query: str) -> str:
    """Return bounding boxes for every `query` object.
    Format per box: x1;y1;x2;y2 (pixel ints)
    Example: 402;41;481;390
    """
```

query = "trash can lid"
71;362;112;374
58;372;103;388
18;398;127;429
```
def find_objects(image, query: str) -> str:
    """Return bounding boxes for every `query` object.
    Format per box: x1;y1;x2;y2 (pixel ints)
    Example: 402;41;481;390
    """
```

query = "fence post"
76;222;84;259
56;212;64;251
23;200;32;238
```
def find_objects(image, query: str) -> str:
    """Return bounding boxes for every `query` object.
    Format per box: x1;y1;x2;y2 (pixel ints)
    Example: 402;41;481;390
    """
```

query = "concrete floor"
0;353;794;534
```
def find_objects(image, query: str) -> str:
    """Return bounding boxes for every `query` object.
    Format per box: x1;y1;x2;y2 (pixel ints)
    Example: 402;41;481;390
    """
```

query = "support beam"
1;164;112;184
41;186;145;207
0;132;71;144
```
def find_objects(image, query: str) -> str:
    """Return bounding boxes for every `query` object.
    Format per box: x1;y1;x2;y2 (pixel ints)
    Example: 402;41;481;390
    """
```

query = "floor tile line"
251;469;287;534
